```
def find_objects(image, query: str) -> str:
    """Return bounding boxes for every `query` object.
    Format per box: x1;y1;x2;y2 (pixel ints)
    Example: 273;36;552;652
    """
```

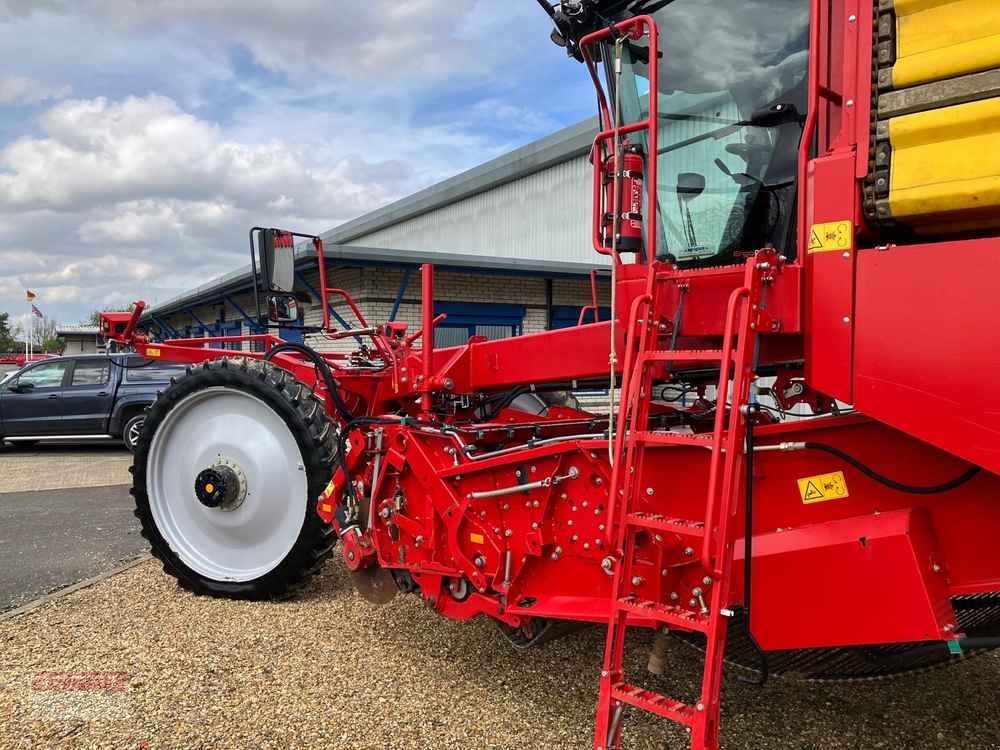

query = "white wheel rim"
147;386;308;582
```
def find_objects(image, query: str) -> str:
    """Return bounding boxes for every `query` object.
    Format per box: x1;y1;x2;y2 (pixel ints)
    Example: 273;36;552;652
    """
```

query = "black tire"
132;357;337;600
122;414;145;453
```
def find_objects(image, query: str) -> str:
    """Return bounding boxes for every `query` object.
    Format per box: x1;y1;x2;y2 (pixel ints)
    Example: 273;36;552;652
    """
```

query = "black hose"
264;341;355;423
802;442;981;495
738;411;769;686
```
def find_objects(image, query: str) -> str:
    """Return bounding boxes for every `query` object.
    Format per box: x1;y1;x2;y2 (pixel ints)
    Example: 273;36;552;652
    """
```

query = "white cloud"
0;75;70;105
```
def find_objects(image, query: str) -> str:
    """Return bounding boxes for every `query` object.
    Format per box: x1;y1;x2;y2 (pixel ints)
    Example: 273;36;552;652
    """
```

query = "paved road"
0;483;145;612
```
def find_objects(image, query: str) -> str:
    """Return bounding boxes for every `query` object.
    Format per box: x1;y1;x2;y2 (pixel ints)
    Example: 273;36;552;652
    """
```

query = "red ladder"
594;251;775;750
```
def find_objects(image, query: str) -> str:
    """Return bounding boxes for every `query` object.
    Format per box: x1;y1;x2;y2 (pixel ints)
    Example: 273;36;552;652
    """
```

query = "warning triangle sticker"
803;481;825;502
809;228;823;250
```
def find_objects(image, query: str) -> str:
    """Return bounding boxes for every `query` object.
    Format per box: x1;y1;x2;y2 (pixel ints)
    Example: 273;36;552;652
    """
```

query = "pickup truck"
0;354;186;451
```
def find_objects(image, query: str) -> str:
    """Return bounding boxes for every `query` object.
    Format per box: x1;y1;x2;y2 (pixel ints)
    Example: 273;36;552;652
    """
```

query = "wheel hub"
194;464;243;510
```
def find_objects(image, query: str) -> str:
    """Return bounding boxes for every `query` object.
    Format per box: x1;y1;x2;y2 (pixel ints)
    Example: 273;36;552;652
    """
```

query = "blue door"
62;358;114;434
1;359;70;436
279;326;304;344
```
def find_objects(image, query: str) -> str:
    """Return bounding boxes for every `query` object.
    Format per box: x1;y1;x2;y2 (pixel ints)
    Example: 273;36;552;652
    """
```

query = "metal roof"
324;116;597;245
144;242;607;318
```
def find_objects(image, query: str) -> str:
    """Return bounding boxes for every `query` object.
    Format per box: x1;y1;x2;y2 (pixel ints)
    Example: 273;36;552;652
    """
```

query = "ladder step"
610;682;696;726
630;430;716;447
640;349;731;363
616;596;711;633
626;512;705;539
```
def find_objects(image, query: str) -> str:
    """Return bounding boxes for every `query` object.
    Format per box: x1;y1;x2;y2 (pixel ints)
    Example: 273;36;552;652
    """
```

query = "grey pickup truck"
0;354;186;451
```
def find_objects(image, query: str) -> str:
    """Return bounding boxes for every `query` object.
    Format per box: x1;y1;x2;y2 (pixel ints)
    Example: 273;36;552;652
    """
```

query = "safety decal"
146;347;161;358
469;532;485;544
808;221;853;253
798;471;850;504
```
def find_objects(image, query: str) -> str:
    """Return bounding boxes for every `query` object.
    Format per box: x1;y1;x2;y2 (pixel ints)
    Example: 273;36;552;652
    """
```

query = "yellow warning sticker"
808;221;853;253
798;471;850;504
469;532;485;544
146;347;161;358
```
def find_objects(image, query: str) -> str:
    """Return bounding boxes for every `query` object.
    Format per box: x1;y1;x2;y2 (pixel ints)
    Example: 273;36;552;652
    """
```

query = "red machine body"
102;1;1000;748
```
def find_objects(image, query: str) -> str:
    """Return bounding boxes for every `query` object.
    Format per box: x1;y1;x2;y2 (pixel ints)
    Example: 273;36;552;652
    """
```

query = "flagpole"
28;299;32;360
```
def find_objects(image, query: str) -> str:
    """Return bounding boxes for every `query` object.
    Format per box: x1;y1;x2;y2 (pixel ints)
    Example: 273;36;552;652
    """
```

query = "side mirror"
259;229;295;294
267;295;299;324
10;381;33;394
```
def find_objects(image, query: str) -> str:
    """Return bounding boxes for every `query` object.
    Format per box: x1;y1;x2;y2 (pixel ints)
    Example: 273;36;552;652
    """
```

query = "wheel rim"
146;386;308;582
127;418;143;449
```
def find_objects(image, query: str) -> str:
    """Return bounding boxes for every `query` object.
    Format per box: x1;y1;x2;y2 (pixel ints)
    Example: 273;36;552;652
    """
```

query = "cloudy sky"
0;1;591;332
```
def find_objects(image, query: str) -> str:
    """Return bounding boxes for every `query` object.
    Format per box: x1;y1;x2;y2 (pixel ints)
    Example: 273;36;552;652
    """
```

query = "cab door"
61;358;114;434
1;360;70;436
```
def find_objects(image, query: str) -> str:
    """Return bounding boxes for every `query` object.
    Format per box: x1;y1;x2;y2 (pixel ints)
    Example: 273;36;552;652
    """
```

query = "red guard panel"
854;239;1000;475
744;508;955;650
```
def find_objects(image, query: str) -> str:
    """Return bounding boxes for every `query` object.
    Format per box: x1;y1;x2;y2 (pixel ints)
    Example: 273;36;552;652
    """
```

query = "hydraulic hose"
801;442;981;495
739;406;769;686
264;341;355;423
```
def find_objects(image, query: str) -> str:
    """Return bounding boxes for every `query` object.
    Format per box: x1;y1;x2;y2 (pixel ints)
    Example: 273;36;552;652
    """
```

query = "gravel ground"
2;559;999;750
0;445;131;493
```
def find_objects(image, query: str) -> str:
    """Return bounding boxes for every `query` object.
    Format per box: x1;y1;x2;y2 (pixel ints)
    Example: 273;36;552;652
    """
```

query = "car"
0;354;187;451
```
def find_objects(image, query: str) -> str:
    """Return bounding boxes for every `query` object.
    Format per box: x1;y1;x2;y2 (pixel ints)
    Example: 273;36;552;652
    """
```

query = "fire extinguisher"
602;142;645;253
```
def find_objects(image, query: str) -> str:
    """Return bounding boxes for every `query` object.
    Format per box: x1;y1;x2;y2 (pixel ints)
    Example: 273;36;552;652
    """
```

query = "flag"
31;304;43;319
25;289;37;302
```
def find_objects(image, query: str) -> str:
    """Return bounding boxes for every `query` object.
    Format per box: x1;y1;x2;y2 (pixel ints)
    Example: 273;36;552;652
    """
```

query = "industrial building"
142;117;611;350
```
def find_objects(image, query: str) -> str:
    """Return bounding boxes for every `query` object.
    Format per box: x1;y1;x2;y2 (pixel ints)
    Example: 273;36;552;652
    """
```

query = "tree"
0;312;17;353
14;317;63;353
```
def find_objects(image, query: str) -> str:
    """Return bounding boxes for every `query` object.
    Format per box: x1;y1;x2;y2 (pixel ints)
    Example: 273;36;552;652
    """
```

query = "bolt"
599;524;605;531
568;520;574;527
502;503;509;511
842;251;850;259
670;592;679;601
848;13;857;21
646;487;654;496
932;563;942;573
846;99;854;107
696;703;705;712
474;555;486;568
594;508;601;516
515;470;523;479
692;587;703;596
505;529;513;538
571;505;578;512
531;522;539;530
689;598;698;607
601;557;614;574
572;534;579;542
582;500;589;508
631;576;644;586
843;316;851;324
347;550;356;561
551;550;561;561
533;500;540;508
415;536;424;546
583;543;590;550
595;477;603;486
595;539;603;547
702;576;713;585
683;547;694;557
